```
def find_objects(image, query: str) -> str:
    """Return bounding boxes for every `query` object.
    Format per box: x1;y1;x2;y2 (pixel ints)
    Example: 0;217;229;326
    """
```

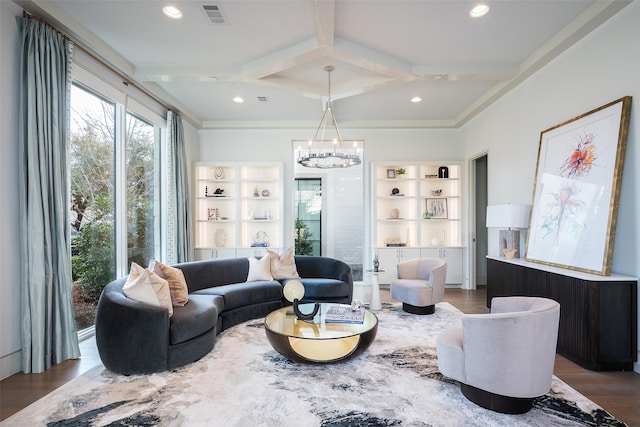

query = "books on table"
324;304;365;324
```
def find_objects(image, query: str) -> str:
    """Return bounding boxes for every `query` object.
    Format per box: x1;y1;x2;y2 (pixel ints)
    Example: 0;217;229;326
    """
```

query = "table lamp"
486;204;530;258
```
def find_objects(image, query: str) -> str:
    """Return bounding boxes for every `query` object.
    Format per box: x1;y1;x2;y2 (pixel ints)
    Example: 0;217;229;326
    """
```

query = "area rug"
2;302;626;426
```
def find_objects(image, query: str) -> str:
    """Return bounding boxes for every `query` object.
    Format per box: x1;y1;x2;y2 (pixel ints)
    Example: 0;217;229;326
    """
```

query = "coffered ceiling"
18;0;630;128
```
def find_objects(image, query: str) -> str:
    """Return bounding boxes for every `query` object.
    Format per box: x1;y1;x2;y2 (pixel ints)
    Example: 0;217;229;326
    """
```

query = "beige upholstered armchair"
437;296;560;414
390;258;447;315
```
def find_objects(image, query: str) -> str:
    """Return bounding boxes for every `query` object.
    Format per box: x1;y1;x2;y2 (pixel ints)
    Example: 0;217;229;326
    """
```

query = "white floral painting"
525;97;631;275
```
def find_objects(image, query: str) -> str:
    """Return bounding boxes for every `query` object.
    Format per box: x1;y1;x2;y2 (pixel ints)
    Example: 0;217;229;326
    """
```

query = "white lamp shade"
486;204;530;228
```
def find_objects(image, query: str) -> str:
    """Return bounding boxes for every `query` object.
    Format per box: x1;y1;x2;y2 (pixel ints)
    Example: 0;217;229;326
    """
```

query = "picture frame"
525;96;632;275
425;198;448;219
207;208;220;221
386;169;396;179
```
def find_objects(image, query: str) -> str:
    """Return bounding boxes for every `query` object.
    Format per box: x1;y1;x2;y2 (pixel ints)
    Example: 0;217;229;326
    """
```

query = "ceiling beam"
315;0;335;46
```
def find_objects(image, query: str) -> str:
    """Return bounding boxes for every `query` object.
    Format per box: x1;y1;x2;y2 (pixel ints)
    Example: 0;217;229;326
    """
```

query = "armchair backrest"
397;258;445;280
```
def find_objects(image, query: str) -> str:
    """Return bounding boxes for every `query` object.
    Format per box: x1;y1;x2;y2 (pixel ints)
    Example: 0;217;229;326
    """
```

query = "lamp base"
499;229;520;258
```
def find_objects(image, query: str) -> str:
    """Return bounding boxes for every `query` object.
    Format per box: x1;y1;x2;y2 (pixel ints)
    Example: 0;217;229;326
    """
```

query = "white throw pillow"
267;247;300;280
123;262;173;316
246;256;273;282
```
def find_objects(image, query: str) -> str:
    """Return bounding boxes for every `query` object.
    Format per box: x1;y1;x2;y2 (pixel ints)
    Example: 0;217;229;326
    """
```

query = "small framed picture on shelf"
207;208;220;221
386;169;396;179
425;198;448;219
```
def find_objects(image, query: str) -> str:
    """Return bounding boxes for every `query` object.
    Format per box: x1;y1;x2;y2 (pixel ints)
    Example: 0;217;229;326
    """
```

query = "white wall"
0;0;24;380
461;1;640;372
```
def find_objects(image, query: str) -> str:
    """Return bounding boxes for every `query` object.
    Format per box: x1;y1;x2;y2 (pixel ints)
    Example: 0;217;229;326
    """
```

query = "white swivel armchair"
437;296;560;414
390;258;447;315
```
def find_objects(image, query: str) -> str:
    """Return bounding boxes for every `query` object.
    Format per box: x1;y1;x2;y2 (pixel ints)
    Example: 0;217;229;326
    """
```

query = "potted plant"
395;167;406;177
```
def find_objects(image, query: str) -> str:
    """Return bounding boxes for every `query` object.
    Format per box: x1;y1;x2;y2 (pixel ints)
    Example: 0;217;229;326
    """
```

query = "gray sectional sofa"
95;255;353;375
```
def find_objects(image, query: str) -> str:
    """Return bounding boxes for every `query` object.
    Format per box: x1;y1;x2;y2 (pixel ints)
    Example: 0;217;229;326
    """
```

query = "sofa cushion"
247;256;273;282
149;259;189;306
267;247;300;280
123;262;173;316
283;278;351;301
192;281;283;311
169;294;223;345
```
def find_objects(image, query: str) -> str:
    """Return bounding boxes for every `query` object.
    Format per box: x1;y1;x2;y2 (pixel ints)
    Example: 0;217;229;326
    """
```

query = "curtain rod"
22;10;175;114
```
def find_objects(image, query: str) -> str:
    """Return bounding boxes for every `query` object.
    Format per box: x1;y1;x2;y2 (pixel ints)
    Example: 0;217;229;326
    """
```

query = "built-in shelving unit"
372;162;464;285
193;162;283;260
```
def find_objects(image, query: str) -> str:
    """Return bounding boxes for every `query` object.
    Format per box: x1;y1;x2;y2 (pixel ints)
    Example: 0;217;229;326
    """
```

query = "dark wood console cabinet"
487;257;637;371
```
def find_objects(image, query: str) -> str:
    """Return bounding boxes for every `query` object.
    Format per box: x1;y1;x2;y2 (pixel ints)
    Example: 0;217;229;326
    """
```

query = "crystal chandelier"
297;66;362;169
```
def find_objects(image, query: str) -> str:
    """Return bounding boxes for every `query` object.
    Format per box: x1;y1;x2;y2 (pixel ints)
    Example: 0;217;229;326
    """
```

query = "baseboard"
0;349;21;380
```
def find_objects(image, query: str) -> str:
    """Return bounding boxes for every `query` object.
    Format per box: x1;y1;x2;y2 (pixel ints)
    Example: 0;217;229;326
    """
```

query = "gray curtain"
167;111;191;263
17;17;80;373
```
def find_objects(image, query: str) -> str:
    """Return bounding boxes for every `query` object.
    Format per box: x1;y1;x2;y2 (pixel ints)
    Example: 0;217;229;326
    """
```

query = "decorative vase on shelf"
373;256;379;272
503;248;518;259
214;229;227;247
389;208;400;219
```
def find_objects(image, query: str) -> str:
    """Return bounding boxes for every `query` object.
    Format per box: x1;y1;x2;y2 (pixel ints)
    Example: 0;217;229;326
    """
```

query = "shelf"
373;161;463;249
197;196;235;200
194;162;283;253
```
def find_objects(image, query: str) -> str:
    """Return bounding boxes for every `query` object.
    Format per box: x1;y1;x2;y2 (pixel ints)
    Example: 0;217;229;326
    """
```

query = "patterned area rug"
2;302;626;426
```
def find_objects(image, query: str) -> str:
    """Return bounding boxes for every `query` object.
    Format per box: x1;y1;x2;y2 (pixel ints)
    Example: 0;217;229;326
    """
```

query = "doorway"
294;178;323;256
472;154;488;287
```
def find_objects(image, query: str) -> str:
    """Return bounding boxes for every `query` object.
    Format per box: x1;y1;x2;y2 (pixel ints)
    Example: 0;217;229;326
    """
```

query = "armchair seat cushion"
435;321;464;382
169;294;222;345
390;279;434;306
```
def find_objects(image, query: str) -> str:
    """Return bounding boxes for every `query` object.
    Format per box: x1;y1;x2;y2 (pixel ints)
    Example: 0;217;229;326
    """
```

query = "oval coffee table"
264;303;378;363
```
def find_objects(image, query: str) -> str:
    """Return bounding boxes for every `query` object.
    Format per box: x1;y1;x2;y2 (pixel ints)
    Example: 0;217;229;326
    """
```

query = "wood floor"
1;287;639;425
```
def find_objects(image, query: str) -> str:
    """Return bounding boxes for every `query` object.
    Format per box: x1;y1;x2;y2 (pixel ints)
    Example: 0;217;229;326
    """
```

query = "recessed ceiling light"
162;5;183;19
233;96;244;103
470;4;490;18
411;96;422;103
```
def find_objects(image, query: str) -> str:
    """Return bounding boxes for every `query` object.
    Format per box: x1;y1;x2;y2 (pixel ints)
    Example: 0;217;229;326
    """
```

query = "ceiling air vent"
201;4;228;25
257;96;269;103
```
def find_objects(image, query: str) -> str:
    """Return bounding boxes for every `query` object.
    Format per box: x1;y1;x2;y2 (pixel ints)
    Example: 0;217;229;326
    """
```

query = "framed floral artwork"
525;96;632;275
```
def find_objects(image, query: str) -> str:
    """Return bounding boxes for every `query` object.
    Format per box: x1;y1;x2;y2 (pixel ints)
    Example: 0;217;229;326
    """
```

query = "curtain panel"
17;16;80;373
167;111;192;263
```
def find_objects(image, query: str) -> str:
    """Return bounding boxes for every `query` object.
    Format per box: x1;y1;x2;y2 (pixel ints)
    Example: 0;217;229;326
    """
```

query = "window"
70;84;116;330
70;81;163;332
294;178;322;256
126;112;160;267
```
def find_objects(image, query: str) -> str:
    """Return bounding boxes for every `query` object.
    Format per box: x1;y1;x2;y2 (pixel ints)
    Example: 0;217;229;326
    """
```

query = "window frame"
71;65;167;278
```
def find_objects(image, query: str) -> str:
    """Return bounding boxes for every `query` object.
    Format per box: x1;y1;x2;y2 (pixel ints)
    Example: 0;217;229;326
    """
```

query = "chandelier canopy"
297;66;362;169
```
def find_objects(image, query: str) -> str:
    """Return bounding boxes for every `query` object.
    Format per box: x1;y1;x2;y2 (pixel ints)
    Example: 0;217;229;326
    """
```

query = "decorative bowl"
431;189;443;196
